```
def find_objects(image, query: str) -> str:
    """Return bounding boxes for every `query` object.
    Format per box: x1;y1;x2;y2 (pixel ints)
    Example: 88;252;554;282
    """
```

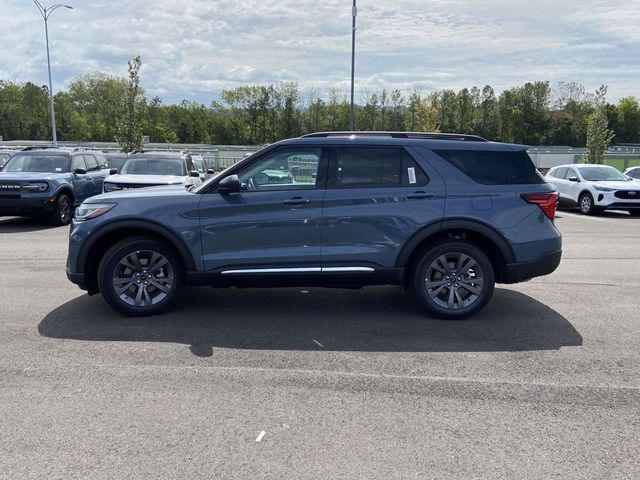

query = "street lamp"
349;0;357;131
32;1;73;147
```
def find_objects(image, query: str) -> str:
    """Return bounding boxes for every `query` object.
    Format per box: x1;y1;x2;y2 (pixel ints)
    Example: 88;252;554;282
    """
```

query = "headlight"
103;182;121;192
74;202;116;221
22;182;49;192
594;185;615;192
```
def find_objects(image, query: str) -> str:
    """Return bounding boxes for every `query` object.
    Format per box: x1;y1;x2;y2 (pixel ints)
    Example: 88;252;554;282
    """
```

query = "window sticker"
407;167;417;184
55;168;62;172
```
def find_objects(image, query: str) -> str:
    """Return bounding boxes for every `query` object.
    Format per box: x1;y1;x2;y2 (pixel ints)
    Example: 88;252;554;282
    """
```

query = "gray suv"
66;132;562;319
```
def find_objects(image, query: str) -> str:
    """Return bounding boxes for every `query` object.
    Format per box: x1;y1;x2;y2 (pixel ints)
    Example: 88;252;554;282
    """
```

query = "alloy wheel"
112;250;175;307
580;195;592;214
424;252;484;310
59;197;71;224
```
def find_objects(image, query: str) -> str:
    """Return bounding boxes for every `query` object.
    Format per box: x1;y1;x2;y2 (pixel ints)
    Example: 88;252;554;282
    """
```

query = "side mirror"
74;168;87;175
568;176;580;182
189;170;200;178
207;168;215;175
109;168;118;175
218;174;240;195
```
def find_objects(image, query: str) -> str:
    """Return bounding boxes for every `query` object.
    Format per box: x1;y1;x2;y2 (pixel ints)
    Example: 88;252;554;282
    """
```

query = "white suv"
545;164;640;216
103;152;202;193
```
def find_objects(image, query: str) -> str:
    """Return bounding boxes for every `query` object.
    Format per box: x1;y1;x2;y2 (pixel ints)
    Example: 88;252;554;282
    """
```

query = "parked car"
624;166;640;182
104;153;128;173
0;147;107;225
546;164;640;215
0;149;16;169
67;132;561;319
102;152;202;193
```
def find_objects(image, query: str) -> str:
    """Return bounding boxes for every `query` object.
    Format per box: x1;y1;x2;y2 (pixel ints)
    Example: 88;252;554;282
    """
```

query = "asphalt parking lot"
0;211;638;479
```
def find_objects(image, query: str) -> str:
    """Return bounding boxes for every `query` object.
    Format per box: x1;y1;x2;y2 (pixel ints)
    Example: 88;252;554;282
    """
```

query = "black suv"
67;132;561;319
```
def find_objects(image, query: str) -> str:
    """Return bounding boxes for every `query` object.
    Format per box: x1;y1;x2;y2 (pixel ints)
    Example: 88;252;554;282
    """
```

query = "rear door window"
434;149;544;185
330;147;400;188
555;167;568;179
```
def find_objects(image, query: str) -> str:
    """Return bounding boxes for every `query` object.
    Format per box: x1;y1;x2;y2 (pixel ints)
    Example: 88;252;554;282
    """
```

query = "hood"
104;174;187;185
0;171;69;182
92;183;190;202
591;180;640;190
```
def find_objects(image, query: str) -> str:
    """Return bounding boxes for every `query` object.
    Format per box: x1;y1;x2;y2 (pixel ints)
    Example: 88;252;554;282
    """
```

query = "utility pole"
32;1;74;147
349;0;357;131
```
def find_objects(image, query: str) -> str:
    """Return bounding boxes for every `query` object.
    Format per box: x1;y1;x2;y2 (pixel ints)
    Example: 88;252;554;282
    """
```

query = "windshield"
0;153;12;167
3;154;68;173
580;166;628;182
193;158;205;172
120;157;185;176
106;155;127;171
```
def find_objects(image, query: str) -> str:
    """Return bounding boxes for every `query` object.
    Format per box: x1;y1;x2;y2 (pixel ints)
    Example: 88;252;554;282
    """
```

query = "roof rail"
21;145;59;151
301;131;489;142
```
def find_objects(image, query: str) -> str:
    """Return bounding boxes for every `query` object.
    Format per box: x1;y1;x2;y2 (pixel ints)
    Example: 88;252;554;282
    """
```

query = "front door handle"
406;191;434;200
283;197;311;205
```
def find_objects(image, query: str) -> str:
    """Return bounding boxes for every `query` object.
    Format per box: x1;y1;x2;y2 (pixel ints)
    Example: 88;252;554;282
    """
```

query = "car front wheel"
579;192;597;215
49;194;72;226
413;240;495;320
98;237;184;316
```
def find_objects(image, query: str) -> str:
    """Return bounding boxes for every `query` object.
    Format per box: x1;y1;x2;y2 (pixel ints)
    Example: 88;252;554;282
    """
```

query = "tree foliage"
114;56;145;152
582;86;615;164
0;67;636;149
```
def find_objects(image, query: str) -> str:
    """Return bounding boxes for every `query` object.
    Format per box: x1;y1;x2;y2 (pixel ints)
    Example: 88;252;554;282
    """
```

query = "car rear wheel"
98;237;184;316
49;194;72;226
413;241;495;320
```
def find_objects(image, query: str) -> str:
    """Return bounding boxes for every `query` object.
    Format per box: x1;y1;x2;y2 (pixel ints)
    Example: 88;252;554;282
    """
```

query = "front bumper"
503;250;562;284
0;195;57;216
594;191;640;208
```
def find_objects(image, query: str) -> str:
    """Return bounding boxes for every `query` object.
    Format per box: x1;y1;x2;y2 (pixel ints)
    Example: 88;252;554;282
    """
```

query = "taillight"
521;192;558;221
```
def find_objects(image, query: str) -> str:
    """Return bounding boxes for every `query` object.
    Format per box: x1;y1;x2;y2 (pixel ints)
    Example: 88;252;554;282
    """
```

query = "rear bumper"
502;249;562;284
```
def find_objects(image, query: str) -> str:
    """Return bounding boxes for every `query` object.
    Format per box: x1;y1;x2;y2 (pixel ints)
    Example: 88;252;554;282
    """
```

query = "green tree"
582;86;614;164
615;97;640;143
115;56;145;152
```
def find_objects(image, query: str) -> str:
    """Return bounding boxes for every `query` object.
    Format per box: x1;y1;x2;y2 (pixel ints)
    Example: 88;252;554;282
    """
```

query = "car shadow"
38;287;582;357
0;216;56;233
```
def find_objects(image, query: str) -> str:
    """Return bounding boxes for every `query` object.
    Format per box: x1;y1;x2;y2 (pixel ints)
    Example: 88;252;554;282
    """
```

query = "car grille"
0;183;21;198
113;183;166;190
614;190;640;199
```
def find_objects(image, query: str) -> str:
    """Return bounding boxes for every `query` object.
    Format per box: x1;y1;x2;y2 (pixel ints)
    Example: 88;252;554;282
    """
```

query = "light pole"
349;0;357;131
32;1;73;147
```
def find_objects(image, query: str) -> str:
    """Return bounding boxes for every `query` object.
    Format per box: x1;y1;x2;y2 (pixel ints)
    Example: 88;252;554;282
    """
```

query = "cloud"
1;0;638;103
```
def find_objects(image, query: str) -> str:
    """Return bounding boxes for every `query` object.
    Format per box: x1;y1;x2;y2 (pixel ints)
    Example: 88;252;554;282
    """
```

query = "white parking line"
255;431;266;442
557;212;612;222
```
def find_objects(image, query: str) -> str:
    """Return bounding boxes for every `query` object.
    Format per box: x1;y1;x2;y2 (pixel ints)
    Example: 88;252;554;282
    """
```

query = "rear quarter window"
434;149;544;185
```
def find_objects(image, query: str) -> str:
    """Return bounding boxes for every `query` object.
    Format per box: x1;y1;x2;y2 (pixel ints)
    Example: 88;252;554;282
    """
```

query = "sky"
1;0;639;104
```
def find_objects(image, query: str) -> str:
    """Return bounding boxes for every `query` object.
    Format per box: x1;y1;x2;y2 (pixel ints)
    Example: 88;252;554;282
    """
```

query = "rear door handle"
283;197;311;205
406;191;434;200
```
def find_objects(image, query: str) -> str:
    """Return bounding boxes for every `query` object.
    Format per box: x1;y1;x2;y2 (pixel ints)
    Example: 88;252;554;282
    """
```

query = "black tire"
49;193;73;226
628;209;640;217
578;192;596;215
98;236;185;317
412;240;495;320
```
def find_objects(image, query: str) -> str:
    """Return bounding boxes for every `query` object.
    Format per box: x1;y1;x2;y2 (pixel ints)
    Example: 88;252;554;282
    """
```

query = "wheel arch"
54;185;75;204
396;219;515;286
78;219;198;290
